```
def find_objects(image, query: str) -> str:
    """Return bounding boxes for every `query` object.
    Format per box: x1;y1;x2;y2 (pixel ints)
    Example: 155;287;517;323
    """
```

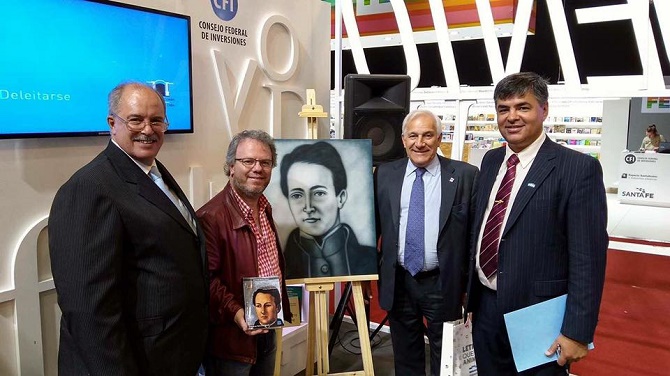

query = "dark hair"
646;124;658;136
224;130;277;176
494;72;549;106
279;142;347;197
108;81;166;115
253;287;281;312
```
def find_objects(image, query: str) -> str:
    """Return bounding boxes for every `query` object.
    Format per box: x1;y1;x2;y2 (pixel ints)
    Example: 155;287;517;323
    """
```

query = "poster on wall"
266;139;378;280
618;151;670;208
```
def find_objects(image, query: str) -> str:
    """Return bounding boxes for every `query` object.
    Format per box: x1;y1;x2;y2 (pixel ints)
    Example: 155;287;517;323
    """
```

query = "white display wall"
0;1;330;374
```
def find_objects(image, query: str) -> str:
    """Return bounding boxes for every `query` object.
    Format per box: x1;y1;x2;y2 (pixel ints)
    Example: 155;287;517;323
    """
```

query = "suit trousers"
204;331;276;376
389;267;447;376
472;284;568;376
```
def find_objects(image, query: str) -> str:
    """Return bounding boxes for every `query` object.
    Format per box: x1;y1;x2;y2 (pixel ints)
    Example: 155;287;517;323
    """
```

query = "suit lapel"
138;173;192;232
155;161;198;235
104;142;195;235
388;160;406;232
503;139;557;236
476;149;505;228
438;156;458;234
157;160;206;272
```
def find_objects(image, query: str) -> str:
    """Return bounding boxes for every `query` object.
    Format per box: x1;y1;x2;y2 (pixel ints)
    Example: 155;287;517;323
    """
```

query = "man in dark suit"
375;109;478;375
466;72;608;375
48;82;208;375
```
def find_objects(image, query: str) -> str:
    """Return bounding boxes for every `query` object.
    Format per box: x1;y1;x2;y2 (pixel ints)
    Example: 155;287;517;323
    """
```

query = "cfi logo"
624;154;637;164
147;80;175;107
211;0;238;21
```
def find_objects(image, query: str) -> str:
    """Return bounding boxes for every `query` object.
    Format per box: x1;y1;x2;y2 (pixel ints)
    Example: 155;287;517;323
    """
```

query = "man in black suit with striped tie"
466;72;608;375
49;82;208;375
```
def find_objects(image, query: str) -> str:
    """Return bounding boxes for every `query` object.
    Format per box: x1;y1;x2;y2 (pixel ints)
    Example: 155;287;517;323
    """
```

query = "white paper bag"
440;319;478;376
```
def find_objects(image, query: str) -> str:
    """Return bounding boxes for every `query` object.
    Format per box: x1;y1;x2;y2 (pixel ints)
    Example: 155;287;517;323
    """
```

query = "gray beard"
232;179;265;200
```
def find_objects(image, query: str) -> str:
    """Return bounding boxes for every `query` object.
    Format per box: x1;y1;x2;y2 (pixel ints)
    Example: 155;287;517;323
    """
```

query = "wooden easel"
280;91;374;375
286;275;378;376
298;89;328;140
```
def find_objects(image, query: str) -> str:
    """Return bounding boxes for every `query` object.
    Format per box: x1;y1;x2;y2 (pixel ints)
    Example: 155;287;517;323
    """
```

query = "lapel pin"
528;183;536;188
449;177;454;182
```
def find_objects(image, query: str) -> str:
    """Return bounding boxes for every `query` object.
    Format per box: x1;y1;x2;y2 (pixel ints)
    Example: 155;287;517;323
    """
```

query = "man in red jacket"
197;130;291;376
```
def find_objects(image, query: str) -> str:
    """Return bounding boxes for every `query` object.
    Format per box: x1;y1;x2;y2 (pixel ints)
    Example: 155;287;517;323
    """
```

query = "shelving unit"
387;97;606;164
441;119;456;142
465;101;604;159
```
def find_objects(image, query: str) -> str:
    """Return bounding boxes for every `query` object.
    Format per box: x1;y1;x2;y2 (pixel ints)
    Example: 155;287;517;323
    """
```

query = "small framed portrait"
243;277;285;329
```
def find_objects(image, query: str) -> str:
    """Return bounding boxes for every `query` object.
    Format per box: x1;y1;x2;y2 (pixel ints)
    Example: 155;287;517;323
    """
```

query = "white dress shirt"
476;133;547;289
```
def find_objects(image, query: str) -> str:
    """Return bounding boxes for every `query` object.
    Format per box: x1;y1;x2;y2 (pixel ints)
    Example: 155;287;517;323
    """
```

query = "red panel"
572;249;670;376
330;0;536;38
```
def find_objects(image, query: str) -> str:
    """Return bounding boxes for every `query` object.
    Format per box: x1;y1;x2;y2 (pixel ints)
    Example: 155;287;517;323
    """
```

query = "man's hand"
545;334;588;366
234;308;268;336
361;281;372;304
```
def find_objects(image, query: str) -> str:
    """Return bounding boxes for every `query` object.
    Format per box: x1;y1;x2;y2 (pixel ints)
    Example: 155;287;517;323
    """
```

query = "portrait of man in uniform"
266;140;377;280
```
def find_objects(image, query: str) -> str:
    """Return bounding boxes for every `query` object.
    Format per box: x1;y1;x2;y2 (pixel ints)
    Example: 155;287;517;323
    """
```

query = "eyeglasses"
235;158;274;169
111;113;169;132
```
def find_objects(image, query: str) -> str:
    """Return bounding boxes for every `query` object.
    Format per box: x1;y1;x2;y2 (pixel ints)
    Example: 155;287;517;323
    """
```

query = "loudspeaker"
344;74;410;165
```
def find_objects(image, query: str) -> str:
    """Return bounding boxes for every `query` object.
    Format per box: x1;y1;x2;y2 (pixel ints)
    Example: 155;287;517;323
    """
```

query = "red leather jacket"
196;183;291;363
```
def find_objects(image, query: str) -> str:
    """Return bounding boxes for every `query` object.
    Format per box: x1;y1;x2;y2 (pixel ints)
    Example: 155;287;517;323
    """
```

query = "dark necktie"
149;166;197;234
404;167;426;276
479;154;520;278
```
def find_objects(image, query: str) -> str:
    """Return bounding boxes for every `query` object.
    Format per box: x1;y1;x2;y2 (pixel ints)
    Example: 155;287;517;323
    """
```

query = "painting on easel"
265;139;377;280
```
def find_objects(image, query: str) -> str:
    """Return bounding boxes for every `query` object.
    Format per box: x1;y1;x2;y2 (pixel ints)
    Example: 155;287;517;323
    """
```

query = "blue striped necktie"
404;167;426;276
149;166;197;234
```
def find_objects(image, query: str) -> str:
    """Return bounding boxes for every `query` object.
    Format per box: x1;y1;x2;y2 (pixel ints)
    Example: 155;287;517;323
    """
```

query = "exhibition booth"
0;0;669;375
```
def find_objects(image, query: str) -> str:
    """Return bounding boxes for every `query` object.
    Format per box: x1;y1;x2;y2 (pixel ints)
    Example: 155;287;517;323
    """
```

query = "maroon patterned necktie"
479;154;520;278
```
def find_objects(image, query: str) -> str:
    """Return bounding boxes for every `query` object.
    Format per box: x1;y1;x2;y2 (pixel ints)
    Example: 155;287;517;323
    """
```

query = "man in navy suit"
375;109;478;375
466;72;608;375
49;82;208;375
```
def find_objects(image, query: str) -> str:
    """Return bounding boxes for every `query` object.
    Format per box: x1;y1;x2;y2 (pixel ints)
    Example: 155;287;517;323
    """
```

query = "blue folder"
503;294;593;372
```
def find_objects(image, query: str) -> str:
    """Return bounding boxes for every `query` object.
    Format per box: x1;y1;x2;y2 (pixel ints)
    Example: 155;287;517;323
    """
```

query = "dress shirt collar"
230;185;270;221
505;131;546;169
404;155;440;178
111;139;153;175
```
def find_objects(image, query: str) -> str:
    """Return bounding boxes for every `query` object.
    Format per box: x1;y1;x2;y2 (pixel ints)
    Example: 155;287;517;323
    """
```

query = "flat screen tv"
0;0;193;139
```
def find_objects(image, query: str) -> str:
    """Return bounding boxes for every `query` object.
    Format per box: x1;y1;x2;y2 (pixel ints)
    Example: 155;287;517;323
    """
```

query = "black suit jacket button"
321;264;329;274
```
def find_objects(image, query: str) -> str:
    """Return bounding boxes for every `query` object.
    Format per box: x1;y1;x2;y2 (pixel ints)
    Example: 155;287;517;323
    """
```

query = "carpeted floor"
294;320;430;376
570;248;670;376
361;246;670;376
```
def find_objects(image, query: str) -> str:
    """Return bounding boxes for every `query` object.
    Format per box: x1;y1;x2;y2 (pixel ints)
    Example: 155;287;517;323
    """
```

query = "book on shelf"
284;285;303;327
